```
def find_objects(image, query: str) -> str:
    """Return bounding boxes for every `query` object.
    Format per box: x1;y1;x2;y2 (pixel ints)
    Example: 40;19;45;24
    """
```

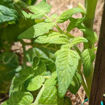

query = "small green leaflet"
81;49;95;77
60;37;88;49
57;8;85;23
28;0;51;19
67;17;84;32
1;92;33;105
26;76;45;91
35;32;69;44
0;5;17;23
18;22;54;39
55;47;80;97
69;72;81;94
69;37;88;48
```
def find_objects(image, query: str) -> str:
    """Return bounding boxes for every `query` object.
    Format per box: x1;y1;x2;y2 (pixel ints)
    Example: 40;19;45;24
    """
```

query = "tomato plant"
0;0;98;104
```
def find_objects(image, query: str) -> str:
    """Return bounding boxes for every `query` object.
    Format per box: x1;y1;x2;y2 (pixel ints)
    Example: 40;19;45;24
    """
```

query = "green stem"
56;25;64;33
83;0;98;98
76;47;90;98
84;0;98;29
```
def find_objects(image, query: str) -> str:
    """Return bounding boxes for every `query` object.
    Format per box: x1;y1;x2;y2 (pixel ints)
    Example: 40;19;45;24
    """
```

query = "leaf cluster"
0;0;98;104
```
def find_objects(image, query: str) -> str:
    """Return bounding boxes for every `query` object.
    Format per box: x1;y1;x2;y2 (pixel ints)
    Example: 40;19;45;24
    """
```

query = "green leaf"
35;32;69;44
38;85;57;104
0;0;13;8
26;47;53;65
10;61;46;95
9;67;34;94
26;75;45;91
55;47;80;97
45;14;58;22
80;26;98;44
69;72;81;94
0;52;19;68
1;92;33;105
67;17;84;32
0;5;17;23
28;0;51;19
69;37;88;48
57;8;85;23
81;49;95;77
18;22;54;39
0;53;19;93
33;72;57;105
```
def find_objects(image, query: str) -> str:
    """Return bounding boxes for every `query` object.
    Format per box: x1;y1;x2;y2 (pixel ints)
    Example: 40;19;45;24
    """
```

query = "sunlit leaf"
55;47;80;97
18;22;54;39
35;32;69;44
57;8;85;23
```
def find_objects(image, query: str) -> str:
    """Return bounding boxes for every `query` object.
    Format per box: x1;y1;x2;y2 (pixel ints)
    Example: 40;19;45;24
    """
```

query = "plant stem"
84;0;98;29
83;0;98;98
56;25;64;33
